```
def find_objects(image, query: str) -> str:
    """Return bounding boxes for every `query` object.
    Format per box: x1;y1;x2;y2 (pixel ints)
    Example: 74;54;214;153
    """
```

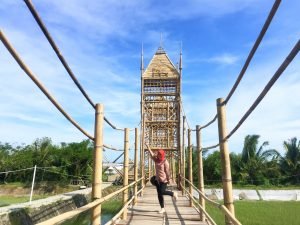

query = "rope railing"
23;0;128;132
23;0;95;109
224;0;282;104
103;144;125;151
202;143;220;151
199;0;282;131
36;177;144;225
200;40;299;151
180;99;191;130
201;114;218;130
104;117;125;131
0;30;94;140
225;39;299;141
183;178;242;225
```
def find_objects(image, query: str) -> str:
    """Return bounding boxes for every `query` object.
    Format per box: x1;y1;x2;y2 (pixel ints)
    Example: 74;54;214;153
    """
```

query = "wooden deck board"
116;184;208;225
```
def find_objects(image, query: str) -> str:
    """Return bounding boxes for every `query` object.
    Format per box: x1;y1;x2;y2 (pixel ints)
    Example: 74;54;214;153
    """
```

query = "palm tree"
280;137;300;184
239;135;280;185
241;135;279;163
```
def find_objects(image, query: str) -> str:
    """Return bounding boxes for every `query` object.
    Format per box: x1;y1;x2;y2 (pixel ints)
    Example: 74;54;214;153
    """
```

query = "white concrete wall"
192;188;300;201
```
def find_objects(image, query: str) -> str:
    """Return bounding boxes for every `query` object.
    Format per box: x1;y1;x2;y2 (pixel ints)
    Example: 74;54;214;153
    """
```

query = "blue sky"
0;0;299;158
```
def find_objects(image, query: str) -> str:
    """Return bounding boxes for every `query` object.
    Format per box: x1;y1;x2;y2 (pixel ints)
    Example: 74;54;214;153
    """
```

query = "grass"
60;200;122;225
0;181;80;207
206;201;300;225
0;195;48;207
102;199;122;214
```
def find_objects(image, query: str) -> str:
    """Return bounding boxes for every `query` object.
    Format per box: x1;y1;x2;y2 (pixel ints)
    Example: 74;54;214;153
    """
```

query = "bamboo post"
182;116;186;195
141;144;144;193
196;125;205;221
122;128;129;220
188;128;193;207
217;98;235;225
91;104;103;225
148;153;151;179
170;152;173;181
152;157;155;177
177;139;181;190
141;114;145;196
172;152;176;182
134;128;139;205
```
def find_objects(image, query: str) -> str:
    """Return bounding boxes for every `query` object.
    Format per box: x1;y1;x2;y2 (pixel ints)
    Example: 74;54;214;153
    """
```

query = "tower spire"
179;42;182;74
140;43;144;75
156;33;165;54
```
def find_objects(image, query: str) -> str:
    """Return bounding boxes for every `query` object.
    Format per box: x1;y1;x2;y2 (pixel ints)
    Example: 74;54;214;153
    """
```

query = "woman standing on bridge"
146;143;178;214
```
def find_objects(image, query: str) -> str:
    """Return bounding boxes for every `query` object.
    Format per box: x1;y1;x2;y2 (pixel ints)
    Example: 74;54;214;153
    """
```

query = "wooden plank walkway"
117;184;208;225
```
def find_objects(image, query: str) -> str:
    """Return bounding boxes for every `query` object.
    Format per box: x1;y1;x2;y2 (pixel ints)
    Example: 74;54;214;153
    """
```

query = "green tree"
32;137;54;167
280;137;300;184
203;151;222;185
239;135;279;185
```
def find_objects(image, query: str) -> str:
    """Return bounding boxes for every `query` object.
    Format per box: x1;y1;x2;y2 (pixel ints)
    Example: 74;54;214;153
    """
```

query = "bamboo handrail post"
122;128;129;220
182;116;186;195
180;183;217;225
148;153;151;179
217;98;235;225
134;128;139;205
177;137;181;190
140;113;145;196
183;177;242;225
91;104;103;225
172;152;176;182
188;128;193;207
196;125;205;221
152;157;155;177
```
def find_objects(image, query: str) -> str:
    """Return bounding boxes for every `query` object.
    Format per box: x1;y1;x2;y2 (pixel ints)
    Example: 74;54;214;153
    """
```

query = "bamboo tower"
140;45;182;180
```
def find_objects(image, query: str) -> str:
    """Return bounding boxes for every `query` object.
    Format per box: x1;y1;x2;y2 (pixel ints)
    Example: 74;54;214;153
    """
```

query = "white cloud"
208;54;239;65
0;0;299;156
181;40;300;154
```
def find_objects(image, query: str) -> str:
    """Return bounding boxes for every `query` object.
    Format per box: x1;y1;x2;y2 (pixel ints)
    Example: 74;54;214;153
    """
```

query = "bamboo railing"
36;177;144;225
182;178;242;225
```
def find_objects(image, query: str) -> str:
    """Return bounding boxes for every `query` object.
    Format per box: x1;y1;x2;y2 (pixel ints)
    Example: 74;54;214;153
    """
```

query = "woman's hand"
145;143;154;158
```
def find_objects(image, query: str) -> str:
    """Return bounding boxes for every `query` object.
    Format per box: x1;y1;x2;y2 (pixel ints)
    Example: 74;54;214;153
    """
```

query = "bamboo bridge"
1;0;299;224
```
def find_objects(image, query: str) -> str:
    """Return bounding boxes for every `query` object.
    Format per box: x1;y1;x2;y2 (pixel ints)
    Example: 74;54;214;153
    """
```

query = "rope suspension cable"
23;0;95;109
104;118;124;131
225;40;300;141
180;99;191;130
224;0;282;104
202;143;220;151
201;40;299;150
202;40;299;149
200;0;282;130
0;30;94;140
23;0;126;132
103;144;124;151
201;115;218;130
